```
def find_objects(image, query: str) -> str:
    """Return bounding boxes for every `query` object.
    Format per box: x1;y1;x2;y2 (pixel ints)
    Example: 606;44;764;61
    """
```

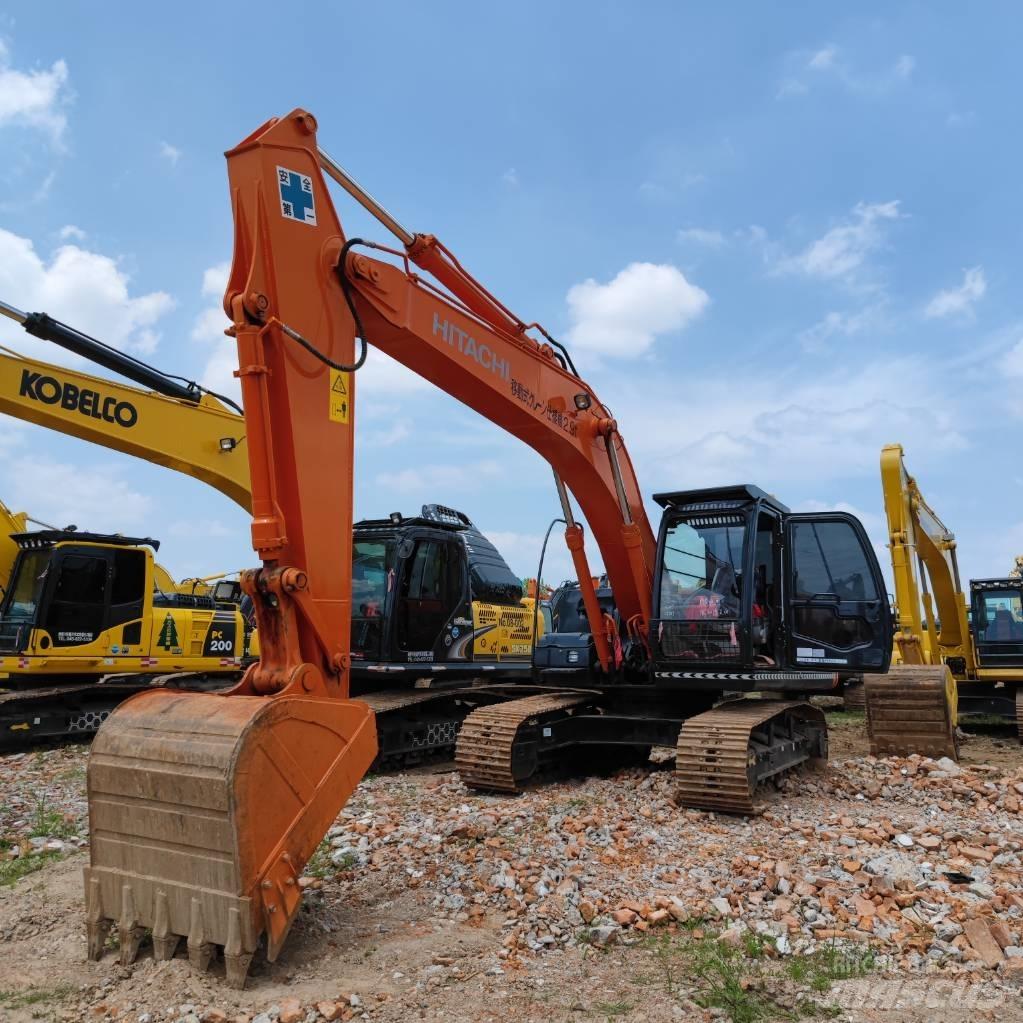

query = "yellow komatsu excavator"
865;443;1023;758
0;307;542;755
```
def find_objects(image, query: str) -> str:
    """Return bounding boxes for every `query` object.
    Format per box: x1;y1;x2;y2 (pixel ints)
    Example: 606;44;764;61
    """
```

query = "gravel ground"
1;711;1022;1023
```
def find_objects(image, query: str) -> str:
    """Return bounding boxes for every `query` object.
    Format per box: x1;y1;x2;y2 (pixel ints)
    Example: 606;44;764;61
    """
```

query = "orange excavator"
84;109;892;985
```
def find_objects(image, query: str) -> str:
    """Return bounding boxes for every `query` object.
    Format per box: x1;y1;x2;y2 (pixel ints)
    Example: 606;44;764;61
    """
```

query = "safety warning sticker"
277;166;317;225
329;368;350;423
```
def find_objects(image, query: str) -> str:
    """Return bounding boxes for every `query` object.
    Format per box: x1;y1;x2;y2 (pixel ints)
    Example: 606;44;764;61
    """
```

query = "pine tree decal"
158;613;179;650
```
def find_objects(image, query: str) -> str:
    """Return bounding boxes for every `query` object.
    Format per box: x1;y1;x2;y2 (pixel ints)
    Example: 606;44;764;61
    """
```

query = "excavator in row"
76;108;893;985
865;443;1023;757
0;310;542;754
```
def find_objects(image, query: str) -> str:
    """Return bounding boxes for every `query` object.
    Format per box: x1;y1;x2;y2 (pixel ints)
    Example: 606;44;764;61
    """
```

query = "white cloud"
781;46;916;99
612;355;965;496
201;262;229;296
6;456;151;530
808;46;837;71
1000;339;1023;379
676;227;726;247
0;228;174;358
564;262;709;359
375;459;502;494
58;224;85;241
159;141;181;166
798;306;877;352
893;55;916;80
924;266;986;319
0;44;71;143
501;168;519;188
777;201;902;283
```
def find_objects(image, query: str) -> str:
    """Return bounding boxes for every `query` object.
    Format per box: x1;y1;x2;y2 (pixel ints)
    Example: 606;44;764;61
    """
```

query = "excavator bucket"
84;687;376;986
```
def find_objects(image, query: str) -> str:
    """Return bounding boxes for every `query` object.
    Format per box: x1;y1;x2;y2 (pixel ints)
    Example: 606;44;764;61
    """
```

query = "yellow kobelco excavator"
0;304;542;755
865;443;1023;758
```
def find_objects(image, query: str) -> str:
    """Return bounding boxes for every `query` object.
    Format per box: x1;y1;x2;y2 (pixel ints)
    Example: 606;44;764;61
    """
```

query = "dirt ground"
1;710;1021;1023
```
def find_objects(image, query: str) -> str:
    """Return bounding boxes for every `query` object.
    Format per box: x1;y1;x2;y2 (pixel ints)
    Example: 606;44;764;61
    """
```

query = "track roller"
675;699;827;815
455;693;589;792
865;664;958;760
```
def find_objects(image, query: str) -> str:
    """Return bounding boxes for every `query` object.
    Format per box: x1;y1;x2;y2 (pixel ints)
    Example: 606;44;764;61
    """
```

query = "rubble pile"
1;731;1021;1021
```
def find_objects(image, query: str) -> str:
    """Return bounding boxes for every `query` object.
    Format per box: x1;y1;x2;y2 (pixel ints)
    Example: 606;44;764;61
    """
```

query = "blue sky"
0;3;1020;592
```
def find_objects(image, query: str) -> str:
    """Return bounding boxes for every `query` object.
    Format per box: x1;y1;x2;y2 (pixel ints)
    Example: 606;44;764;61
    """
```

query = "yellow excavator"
0;304;542;755
865;443;1023;758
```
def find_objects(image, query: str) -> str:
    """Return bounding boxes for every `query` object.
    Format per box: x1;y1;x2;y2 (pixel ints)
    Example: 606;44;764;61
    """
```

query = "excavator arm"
0;335;251;512
866;443;966;760
880;443;974;671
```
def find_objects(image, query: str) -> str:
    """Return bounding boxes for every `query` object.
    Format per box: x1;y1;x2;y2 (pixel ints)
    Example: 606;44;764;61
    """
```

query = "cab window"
659;516;745;621
791;521;877;601
46;553;108;644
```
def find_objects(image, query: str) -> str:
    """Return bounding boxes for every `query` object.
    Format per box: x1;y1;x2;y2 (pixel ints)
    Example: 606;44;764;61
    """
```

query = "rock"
587;925;618;947
278;998;303;1023
936;757;961;776
710;897;732;917
251;1016;273;1023
719;927;744;948
893;834;914;848
1002;959;1023;984
316;1005;341;1022
579;900;597;924
990;921;1015;950
964;919;1004;968
612;908;638;926
203;1013;228;1023
775;933;791;955
917;835;941;850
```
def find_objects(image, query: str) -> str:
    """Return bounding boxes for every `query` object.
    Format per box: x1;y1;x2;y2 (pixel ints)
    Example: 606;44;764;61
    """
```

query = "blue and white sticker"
277;166;316;225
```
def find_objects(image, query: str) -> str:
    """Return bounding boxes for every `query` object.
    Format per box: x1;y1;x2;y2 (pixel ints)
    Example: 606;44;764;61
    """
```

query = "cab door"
783;513;891;672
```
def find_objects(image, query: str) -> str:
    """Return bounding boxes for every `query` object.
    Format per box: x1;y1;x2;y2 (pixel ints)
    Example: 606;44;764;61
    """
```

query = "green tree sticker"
158;613;179;650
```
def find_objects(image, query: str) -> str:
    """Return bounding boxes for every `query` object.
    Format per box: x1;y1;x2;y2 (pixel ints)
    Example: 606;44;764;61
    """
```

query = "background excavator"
81;109;893;985
0;306;542;755
865;443;1023;758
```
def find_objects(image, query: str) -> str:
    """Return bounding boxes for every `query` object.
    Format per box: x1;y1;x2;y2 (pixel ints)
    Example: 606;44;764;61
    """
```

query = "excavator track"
865;664;958;760
455;693;590;792
1016;687;1023;743
675;699;827;815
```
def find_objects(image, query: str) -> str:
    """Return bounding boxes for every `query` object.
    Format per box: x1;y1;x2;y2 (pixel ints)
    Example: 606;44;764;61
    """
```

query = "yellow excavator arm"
0;344;251;512
880;443;975;672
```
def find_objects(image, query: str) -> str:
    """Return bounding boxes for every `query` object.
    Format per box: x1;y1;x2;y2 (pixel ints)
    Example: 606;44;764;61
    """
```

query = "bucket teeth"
85;876;110;961
187;897;214;973
152;890;180;961
224;907;254;989
118;883;146;965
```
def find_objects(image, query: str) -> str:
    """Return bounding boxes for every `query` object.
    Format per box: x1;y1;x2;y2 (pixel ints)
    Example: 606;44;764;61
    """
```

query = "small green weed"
0;851;59;887
0;984;73;1008
29;796;77;840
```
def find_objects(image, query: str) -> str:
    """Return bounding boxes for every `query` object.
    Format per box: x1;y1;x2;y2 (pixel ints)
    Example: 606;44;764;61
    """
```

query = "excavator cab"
349;504;535;686
0;531;155;658
970;578;1023;669
651;486;891;689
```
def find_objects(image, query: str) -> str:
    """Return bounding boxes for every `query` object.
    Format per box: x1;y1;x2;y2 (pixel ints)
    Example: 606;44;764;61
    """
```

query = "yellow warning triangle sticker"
331;375;348;394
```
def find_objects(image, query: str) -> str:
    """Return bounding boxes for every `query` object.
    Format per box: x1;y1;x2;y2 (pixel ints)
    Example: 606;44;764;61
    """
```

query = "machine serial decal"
20;370;138;428
277;167;317;225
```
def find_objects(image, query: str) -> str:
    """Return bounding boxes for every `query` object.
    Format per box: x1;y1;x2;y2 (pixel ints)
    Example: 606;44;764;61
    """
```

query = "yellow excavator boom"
0;344;250;512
